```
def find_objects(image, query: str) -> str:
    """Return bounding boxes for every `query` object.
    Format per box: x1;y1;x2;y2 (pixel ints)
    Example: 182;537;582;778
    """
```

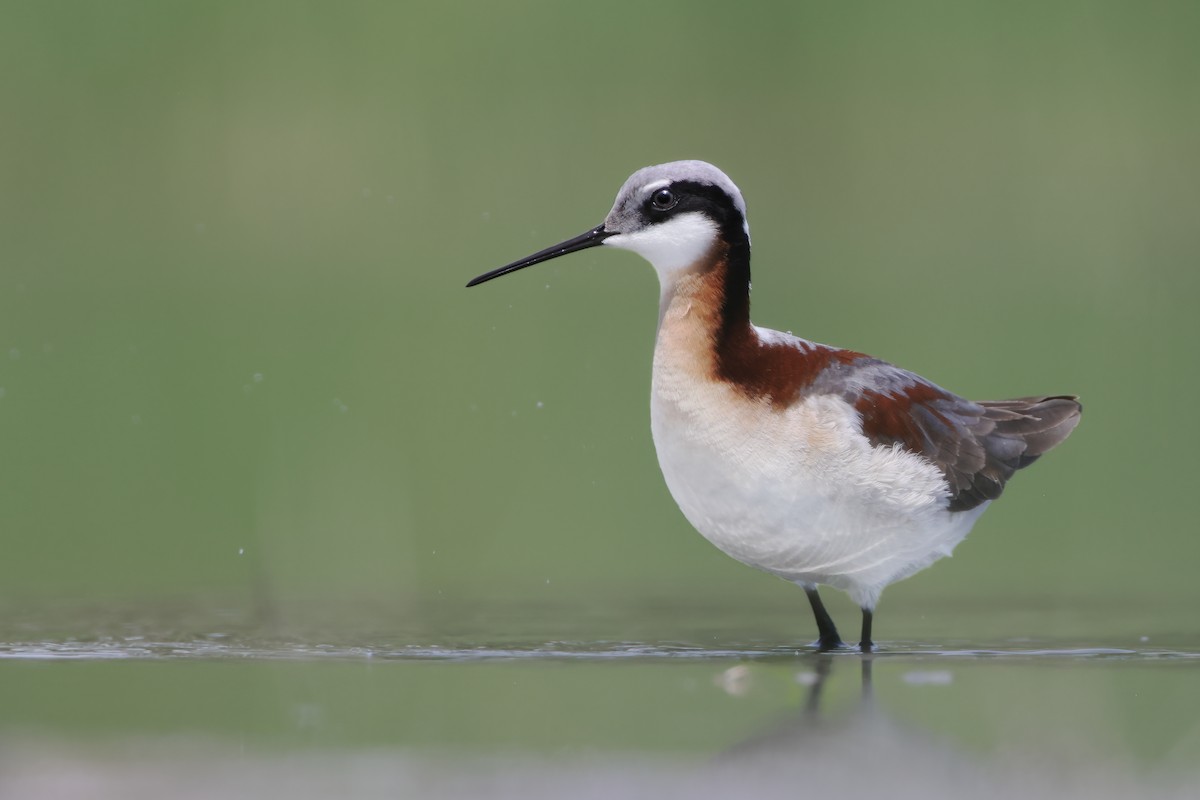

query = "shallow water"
3;637;1199;663
1;603;1198;799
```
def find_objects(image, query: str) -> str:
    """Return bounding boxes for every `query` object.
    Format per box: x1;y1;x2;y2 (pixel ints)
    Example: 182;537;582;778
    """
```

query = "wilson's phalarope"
468;161;1081;651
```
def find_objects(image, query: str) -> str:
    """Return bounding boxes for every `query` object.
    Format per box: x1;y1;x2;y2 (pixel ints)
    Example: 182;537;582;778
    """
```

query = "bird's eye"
650;188;677;211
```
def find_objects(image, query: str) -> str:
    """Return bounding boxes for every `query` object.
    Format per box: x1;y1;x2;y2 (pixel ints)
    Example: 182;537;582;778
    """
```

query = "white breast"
649;328;986;610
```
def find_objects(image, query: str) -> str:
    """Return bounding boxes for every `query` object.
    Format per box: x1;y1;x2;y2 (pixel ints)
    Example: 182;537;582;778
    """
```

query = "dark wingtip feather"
981;394;1082;461
944;394;1080;512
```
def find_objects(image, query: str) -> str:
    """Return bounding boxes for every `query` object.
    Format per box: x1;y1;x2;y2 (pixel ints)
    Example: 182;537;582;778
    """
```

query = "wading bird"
468;161;1081;651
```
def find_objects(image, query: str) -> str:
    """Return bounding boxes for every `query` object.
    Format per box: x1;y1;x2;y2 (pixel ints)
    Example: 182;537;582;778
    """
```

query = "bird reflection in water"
715;654;943;771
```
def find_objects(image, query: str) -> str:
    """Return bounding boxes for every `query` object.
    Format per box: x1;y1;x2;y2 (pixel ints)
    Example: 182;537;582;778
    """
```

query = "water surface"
1;603;1197;799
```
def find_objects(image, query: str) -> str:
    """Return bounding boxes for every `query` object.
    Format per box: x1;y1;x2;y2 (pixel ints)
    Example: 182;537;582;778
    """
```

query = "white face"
603;212;719;281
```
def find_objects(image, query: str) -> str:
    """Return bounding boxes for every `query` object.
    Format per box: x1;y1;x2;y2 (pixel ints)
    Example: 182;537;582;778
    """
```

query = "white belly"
650;373;986;610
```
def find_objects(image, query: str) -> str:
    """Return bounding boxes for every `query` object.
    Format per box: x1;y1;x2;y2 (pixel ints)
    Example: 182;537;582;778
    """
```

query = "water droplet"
238;548;245;556
252;372;264;383
535;401;544;409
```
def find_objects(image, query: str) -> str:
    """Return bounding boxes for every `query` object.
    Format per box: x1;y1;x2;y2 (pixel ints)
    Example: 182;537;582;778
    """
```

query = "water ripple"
1;639;1197;663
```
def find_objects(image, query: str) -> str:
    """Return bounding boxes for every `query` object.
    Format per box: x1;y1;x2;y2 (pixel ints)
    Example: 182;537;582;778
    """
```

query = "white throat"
604;213;718;283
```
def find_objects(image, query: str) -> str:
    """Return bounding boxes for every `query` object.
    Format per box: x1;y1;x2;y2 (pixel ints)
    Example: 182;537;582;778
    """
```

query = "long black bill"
467;224;613;287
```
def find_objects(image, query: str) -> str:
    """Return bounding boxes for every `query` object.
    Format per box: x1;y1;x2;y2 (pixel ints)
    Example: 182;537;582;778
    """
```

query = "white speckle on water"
238;548;245;555
717;665;752;697
481;211;491;222
535;401;544;409
8;348;19;360
794;671;820;687
545;578;550;584
242;384;253;394
252;372;264;383
131;414;141;425
903;670;954;686
544;284;550;290
1140;635;1150;643
511;410;518;417
331;398;349;413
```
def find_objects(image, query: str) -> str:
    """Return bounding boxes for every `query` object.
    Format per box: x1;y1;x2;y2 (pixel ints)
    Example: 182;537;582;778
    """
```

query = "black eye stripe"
634;181;746;246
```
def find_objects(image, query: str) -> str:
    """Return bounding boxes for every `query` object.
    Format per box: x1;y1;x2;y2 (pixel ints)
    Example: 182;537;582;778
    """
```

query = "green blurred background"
1;0;1197;635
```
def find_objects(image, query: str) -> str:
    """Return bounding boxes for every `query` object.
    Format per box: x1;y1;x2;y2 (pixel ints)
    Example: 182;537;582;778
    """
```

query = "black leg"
859;608;874;653
804;587;843;650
